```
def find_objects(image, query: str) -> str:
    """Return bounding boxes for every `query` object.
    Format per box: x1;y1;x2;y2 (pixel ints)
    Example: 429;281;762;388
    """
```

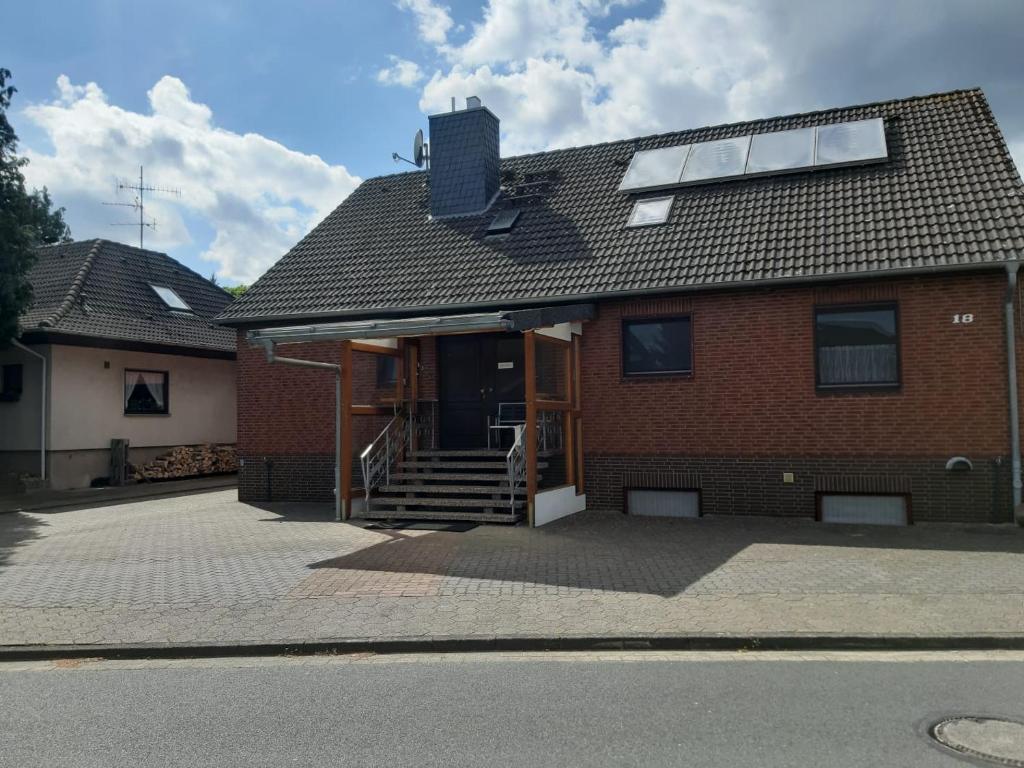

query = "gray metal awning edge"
247;303;595;345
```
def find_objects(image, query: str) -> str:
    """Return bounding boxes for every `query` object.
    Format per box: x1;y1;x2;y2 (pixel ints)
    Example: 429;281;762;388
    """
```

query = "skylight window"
487;208;520;234
680;136;751;183
618;145;691;192
745;127;816;174
150;285;191;311
815;118;887;165
627;197;673;227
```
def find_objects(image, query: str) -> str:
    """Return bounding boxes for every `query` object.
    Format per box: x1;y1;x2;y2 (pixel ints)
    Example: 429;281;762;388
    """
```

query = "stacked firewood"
133;444;238;481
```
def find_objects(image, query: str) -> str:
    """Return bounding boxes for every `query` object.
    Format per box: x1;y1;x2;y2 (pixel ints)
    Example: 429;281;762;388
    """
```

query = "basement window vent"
486;208;520;235
627;489;700;518
819;494;908;526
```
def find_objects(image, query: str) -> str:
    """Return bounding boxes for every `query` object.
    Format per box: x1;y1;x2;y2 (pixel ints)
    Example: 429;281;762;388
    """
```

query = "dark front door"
438;333;524;449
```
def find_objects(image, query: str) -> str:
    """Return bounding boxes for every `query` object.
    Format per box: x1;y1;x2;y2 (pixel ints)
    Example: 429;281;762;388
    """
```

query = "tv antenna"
103;165;181;248
392;128;429;169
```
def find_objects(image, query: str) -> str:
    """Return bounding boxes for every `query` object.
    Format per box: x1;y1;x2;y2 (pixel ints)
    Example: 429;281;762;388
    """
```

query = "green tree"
0;68;71;345
225;284;248;298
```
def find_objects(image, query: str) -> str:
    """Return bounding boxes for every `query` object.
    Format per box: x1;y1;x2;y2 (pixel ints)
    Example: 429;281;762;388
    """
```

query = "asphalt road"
1;651;1022;767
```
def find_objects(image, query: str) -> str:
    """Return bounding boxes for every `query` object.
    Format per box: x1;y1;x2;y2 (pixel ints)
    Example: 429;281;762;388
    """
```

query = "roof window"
150;285;191;311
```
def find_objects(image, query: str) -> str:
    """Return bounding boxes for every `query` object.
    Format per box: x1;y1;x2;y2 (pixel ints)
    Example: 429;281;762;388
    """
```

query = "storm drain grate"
931;717;1024;766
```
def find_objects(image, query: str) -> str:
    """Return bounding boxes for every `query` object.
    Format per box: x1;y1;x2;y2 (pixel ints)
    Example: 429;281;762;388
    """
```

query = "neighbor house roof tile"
21;239;236;354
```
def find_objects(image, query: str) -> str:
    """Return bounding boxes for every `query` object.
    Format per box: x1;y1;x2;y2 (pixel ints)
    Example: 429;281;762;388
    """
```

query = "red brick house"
217;88;1024;527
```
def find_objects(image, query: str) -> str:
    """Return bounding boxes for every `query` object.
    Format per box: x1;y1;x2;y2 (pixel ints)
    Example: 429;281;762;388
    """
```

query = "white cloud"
412;0;783;154
19;75;360;283
400;0;1024;165
396;0;454;46
377;56;425;87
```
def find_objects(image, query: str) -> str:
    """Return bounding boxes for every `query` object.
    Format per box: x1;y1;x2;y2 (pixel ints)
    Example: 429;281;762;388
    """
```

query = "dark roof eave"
217;259;1020;330
18;329;237;360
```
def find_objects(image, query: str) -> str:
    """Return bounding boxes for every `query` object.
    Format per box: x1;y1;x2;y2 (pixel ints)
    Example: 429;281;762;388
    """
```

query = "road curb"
4;633;1024;661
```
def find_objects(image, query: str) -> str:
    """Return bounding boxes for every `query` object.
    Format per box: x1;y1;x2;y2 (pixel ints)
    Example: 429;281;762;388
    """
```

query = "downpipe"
1005;263;1022;523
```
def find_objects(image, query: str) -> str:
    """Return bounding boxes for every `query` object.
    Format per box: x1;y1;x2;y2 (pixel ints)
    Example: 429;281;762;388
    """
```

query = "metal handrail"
360;411;407;507
506;424;526;510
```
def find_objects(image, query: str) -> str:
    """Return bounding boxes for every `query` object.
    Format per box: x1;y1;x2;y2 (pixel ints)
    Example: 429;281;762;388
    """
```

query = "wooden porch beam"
350;405;393;416
350;341;401;356
535;399;571;411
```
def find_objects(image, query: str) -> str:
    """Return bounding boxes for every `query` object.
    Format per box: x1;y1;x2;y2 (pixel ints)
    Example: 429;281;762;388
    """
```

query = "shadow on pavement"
0;512;47;570
293;511;1024;598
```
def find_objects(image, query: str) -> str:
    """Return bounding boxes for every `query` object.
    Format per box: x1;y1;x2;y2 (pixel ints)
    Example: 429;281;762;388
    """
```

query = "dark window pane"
125;370;168;414
623;317;692;375
376;356;398;388
816;307;898;386
1;364;23;401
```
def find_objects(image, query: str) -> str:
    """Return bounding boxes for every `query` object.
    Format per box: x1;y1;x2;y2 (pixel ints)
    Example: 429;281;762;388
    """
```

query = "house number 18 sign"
952;313;975;324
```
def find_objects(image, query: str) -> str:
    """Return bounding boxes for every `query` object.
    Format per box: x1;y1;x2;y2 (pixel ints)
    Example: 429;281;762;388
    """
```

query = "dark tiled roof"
219;89;1024;325
21;239;236;354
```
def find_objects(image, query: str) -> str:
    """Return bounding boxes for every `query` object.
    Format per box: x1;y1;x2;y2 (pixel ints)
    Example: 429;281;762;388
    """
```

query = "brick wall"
237;271;1020;521
582;273;1010;458
578;271;1016;522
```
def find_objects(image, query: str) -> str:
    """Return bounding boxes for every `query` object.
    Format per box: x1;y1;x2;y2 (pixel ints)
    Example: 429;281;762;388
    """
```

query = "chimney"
427;96;500;218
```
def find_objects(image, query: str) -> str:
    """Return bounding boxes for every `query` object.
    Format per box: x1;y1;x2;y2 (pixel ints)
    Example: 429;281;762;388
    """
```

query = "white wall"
49;345;236;451
0;343;49;452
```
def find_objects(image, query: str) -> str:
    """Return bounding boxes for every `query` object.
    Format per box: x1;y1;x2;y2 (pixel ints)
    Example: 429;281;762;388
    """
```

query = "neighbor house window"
815;304;899;388
376;356;398;388
622;317;693;376
0;364;23;402
124;370;169;414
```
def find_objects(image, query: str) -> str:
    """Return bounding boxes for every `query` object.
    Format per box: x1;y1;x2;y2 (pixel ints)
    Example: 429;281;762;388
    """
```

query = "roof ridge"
38;239;104;329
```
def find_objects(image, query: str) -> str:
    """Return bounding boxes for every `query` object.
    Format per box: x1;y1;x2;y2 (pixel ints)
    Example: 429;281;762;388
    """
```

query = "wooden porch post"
408;340;419;453
564;339;575;488
572;332;584;495
340;340;354;520
524;330;538;526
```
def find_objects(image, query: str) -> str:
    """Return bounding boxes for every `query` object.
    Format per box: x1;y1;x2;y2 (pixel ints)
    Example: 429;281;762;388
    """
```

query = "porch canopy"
246;303;595;345
247;303;592;526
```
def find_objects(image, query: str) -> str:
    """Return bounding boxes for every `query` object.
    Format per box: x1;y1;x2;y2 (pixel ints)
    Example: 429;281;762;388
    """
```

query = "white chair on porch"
487;402;526;449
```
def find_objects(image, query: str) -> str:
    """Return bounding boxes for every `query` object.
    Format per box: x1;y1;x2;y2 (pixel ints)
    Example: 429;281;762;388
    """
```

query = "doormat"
362;521;480;532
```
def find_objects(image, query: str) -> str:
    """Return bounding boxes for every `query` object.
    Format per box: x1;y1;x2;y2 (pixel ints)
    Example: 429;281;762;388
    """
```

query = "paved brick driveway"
1;489;1023;646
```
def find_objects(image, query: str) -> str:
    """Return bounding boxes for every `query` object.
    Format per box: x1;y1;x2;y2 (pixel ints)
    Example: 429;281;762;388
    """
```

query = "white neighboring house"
0;239;237;491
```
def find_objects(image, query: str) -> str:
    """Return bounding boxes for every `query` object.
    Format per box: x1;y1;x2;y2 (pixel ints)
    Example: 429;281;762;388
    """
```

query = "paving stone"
1;489;1023;646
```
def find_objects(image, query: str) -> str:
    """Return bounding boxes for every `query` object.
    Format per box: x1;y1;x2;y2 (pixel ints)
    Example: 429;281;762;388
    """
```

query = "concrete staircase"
357;449;547;524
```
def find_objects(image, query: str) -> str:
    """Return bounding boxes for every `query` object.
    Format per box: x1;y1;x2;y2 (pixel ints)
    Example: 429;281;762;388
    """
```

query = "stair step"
398;461;549;470
355;510;523;524
373;496;526;509
409;450;506;458
379;484;525;495
389;472;543;482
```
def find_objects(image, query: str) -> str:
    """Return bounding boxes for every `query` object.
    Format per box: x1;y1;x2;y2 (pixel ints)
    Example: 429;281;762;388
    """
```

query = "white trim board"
534;484;586;526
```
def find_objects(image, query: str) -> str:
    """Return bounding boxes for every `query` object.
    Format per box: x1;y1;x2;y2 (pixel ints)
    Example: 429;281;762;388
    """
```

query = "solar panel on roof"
745;127;816;174
618;117;888;193
618;145;691;192
680;135;751;183
487;208;520;234
814;118;887;166
627;197;673;227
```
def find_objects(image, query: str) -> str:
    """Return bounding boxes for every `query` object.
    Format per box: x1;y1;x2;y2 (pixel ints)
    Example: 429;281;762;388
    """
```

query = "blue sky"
6;0;1023;286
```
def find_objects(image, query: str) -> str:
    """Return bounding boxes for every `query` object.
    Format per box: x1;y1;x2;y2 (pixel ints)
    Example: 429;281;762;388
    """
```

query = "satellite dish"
413;129;425;168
